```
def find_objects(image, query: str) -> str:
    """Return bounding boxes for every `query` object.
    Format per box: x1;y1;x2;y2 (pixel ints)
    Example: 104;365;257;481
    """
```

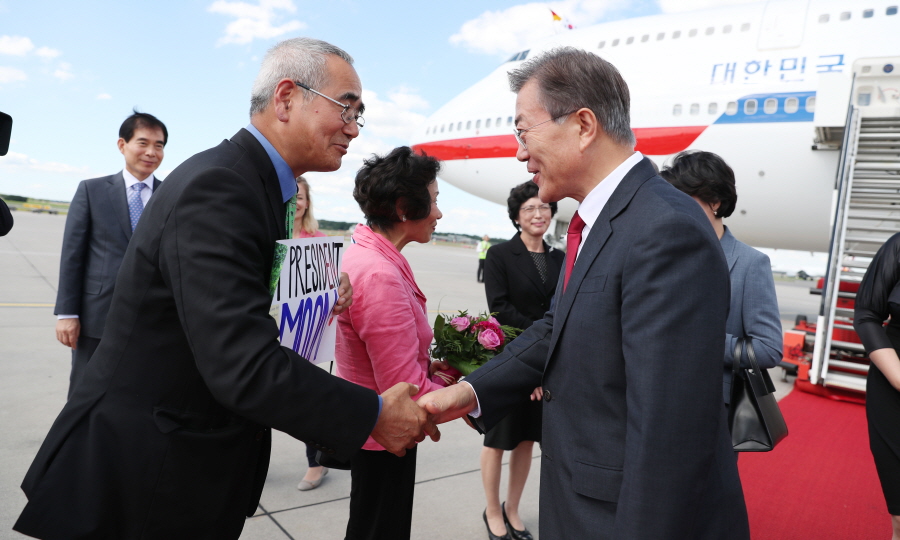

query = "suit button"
543;390;552;402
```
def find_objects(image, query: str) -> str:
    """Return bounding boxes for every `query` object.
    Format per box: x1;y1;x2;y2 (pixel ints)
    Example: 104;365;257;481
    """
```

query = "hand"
332;272;353;316
371;382;440;457
418;383;477;425
56;318;80;349
428;360;450;377
530;386;543;401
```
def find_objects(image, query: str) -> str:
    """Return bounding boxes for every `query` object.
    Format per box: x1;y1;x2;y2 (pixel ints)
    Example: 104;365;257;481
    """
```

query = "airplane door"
757;0;810;50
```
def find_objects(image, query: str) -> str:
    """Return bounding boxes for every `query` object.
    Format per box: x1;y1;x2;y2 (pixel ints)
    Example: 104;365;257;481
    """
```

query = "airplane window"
507;53;519;62
673;30;681;39
858;89;873;106
441;125;445;133
689;29;698;37
449;123;454;132
840;11;850;20
457;122;463;130
612;38;620;46
805;96;816;113
425;127;429;135
673;104;682;116
785;97;799;113
657;32;665;40
705;27;715;35
521;50;530;60
863;9;874;17
726;101;738;115
888;6;898;15
690;103;700;115
496;117;502;126
741;23;751;31
723;25;732;34
641;34;649;42
507;116;513;126
764;98;778;114
708;102;718;114
819;14;830;23
466;120;472;129
476;120;481;129
485;118;491;128
744;99;758;115
626;37;635;44
599;40;606;49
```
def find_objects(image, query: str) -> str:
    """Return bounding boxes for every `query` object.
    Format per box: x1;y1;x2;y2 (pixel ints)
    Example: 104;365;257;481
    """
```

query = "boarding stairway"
809;112;900;393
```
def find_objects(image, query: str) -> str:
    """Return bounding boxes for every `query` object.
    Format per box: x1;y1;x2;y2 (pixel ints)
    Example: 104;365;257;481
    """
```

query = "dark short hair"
354;146;441;231
507;181;557;230
119;109;168;145
659;150;737;218
508;47;635;146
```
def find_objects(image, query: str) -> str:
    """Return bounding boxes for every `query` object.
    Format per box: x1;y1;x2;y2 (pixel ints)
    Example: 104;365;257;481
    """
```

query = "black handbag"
728;338;788;452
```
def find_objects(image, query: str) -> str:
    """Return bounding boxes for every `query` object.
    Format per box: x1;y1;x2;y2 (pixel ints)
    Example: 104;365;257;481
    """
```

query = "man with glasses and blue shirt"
15;37;436;540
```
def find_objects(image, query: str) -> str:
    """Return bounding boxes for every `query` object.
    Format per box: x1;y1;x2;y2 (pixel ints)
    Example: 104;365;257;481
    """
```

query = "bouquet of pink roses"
430;311;521;386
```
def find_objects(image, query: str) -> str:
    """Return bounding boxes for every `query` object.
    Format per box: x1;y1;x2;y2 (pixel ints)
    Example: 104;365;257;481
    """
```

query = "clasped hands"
369;375;478;457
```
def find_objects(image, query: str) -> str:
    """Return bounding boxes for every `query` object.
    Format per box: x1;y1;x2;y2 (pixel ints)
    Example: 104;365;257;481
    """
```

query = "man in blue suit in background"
54;111;167;398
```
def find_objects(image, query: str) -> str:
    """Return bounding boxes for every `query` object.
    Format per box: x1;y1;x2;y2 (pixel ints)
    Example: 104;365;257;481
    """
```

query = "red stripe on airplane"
411;126;707;160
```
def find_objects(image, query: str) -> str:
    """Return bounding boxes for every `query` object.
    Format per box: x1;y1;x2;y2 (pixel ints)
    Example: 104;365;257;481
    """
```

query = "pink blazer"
296;230;327;238
335;225;441;451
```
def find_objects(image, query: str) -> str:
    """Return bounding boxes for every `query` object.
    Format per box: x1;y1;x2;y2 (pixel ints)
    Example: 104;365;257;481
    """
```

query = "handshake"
369;379;478;457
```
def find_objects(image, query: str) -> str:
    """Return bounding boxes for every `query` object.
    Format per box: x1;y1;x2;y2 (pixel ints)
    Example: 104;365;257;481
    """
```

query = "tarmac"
0;211;811;539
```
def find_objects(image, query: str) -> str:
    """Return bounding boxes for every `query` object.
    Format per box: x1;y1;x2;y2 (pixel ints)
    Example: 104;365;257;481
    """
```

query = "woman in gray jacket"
661;151;783;407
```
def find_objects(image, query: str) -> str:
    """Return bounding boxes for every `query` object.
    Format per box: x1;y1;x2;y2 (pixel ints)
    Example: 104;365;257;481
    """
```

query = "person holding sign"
336;146;446;540
14;38;436;540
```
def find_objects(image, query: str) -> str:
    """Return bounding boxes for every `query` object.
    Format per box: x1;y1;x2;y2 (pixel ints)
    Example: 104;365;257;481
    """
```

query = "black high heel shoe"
483;509;511;540
501;502;534;540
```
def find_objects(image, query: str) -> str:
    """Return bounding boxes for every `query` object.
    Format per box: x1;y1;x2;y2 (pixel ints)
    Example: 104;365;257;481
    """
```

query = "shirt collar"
577;151;644;229
122;168;155;192
245;123;297;203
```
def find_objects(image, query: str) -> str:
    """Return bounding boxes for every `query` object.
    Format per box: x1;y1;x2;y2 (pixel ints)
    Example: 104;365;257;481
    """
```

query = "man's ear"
273;79;296;122
574;108;599;153
117;138;126;154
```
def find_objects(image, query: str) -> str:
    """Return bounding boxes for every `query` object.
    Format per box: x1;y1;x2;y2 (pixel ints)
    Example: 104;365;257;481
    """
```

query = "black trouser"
68;335;101;400
345;447;417;540
477;259;486;282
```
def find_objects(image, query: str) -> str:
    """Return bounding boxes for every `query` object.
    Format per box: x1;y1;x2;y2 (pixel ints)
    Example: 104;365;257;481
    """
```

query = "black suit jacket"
465;158;749;539
16;129;379;539
54;172;161;338
0;197;13;236
483;233;563;329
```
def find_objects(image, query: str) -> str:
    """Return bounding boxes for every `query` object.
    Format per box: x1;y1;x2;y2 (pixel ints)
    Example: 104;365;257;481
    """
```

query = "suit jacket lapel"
544;244;562;296
721;226;738;272
546;157;659;359
231;128;285;239
107;172;132;240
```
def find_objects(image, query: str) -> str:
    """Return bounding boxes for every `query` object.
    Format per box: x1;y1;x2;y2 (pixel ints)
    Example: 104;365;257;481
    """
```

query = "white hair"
249;37;354;117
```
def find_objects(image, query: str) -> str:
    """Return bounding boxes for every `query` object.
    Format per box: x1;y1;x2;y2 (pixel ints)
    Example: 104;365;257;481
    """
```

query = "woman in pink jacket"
336;146;445;540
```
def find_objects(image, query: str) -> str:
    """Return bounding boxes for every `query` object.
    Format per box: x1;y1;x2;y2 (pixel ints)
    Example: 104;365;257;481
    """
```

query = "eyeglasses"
294;81;365;128
513;110;577;150
520;204;552;215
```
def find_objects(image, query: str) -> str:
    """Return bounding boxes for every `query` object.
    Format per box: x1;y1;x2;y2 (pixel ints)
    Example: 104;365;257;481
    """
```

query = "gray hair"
508;47;635;146
249;37;354;117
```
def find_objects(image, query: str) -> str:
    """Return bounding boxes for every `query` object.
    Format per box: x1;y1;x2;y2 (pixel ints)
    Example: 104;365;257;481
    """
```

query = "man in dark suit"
421;47;749;539
15;38;434;539
54;111;167;398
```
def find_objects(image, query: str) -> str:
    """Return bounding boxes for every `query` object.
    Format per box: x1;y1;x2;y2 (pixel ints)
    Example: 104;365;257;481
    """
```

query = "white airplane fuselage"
411;0;900;251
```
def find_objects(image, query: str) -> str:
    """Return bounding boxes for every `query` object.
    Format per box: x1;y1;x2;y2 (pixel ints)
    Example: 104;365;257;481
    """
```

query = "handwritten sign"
271;236;344;364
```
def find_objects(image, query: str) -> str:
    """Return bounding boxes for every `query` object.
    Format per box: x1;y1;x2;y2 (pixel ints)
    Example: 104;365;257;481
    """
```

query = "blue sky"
0;0;826;272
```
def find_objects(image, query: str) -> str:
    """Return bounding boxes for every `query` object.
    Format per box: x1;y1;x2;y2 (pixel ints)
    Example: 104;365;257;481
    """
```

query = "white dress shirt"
466;151;645;417
58;171;156;320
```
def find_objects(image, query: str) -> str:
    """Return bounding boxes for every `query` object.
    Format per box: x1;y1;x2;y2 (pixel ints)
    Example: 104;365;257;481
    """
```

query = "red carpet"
738;389;889;539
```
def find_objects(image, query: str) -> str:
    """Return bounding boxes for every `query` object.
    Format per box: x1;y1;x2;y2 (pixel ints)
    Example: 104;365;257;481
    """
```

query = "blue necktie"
128;182;147;231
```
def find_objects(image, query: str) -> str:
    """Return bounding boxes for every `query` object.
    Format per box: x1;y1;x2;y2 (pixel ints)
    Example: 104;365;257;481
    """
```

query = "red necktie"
564;211;586;291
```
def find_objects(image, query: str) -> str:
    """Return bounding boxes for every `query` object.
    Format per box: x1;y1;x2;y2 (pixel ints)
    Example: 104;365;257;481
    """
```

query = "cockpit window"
507;50;530;62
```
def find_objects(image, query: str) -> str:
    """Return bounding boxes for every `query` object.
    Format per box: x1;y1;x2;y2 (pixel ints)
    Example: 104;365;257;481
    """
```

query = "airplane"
410;0;900;252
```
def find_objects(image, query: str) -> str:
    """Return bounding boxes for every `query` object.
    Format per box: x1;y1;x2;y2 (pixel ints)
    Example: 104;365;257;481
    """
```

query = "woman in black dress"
854;232;900;540
481;181;564;540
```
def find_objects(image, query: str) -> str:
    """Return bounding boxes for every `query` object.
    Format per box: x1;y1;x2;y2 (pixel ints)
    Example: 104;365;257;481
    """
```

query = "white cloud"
53;62;74;81
208;0;306;46
0;151;89;175
96;93;112;100
657;0;754;13
35;46;60;59
0;35;34;56
450;1;625;57
0;66;26;83
361;89;429;140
